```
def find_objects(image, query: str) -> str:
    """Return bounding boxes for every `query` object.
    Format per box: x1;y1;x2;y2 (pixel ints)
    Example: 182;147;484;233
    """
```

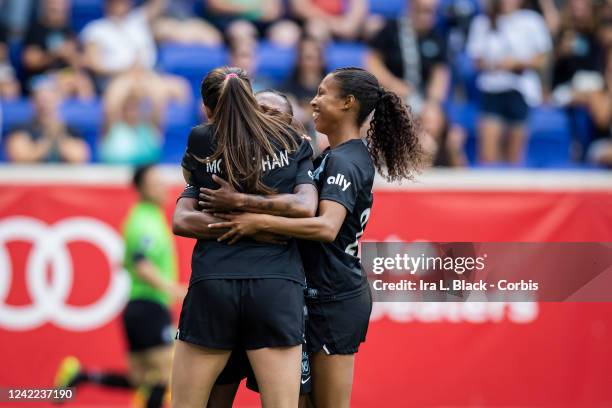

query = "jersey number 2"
345;208;371;256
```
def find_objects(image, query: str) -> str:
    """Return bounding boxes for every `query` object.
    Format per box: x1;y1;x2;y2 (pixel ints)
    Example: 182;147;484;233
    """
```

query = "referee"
55;164;185;408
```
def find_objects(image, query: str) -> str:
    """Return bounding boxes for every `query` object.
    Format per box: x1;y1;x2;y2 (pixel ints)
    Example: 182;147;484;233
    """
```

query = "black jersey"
299;139;375;301
180;124;315;286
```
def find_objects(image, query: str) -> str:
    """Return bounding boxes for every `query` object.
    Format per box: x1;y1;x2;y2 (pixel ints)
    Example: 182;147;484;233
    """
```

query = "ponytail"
367;88;424;181
331;67;425;182
200;67;298;194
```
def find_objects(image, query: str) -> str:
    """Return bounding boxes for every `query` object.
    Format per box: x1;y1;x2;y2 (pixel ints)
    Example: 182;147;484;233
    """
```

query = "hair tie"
377;86;385;99
225;73;239;80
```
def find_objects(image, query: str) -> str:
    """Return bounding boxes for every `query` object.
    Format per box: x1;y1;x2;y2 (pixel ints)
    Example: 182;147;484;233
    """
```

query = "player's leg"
310;352;355;408
305;288;372;408
246;346;302;408
207;349;249;408
133;345;174;408
171;341;231;407
243;279;305;408
172;279;242;407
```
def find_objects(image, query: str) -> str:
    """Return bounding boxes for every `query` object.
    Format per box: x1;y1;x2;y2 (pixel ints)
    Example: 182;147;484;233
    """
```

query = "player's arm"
172;197;228;240
209;200;347;244
199;175;318;218
133;257;185;302
173;196;288;243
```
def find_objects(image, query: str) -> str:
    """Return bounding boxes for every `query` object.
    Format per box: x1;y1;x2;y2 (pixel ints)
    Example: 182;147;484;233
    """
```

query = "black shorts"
176;279;305;350
480;90;529;125
215;342;312;394
122;300;174;352
306;287;372;355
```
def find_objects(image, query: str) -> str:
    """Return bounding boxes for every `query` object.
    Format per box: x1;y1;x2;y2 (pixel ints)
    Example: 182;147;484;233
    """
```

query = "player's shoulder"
188;124;215;151
331;139;372;165
189;124;214;140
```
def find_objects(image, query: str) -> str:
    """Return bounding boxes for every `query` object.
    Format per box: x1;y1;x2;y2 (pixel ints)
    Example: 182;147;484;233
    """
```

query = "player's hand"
208;213;266;245
170;283;187;304
199;175;245;212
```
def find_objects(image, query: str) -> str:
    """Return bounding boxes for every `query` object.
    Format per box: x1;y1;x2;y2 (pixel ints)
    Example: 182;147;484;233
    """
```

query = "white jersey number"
345;208;371;256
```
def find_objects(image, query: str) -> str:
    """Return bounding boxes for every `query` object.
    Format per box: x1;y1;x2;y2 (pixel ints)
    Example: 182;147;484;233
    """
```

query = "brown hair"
200;67;298;194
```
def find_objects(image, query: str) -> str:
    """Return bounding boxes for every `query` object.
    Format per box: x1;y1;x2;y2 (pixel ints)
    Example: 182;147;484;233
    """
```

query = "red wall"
1;185;611;407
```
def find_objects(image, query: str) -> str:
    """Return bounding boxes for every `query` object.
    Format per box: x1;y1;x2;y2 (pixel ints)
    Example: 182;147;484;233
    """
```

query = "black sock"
66;372;89;389
146;384;166;408
89;372;132;389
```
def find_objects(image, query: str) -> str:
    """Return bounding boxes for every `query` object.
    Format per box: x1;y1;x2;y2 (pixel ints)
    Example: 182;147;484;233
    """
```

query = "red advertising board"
1;175;611;407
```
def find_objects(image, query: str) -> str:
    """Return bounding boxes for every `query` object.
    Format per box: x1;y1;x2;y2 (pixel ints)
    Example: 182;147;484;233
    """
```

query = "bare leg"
506;125;527;164
478;116;504;164
310;351;355;408
247;346;302;408
170;340;231;408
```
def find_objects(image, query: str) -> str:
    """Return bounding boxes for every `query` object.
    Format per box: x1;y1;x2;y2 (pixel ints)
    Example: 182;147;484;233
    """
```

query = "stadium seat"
446;101;478;164
159;44;228;79
326;42;367;71
8;40;24;83
452;51;480;103
369;0;406;18
1;99;33;133
161;101;197;164
61;99;103;159
256;42;296;82
158;44;228;97
70;0;104;32
527;106;572;168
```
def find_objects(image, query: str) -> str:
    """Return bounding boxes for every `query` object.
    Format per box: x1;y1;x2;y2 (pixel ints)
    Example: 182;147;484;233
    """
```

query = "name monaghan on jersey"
204;150;291;174
327;173;352;191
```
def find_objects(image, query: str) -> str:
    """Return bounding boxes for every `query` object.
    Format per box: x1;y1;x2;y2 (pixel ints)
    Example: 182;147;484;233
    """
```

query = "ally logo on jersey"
326;173;352;192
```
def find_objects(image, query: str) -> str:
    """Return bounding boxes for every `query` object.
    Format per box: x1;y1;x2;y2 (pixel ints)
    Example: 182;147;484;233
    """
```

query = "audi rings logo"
0;217;129;331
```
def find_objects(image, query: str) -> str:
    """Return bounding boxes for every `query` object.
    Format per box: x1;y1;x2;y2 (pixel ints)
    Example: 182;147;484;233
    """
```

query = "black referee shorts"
122;300;174;352
306;287;372;355
176;279;305;350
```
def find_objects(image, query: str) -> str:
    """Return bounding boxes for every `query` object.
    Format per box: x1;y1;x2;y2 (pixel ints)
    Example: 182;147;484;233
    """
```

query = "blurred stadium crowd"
0;0;611;168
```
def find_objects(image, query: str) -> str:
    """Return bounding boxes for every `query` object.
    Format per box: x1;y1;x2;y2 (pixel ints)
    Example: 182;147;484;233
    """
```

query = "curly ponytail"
331;67;425;181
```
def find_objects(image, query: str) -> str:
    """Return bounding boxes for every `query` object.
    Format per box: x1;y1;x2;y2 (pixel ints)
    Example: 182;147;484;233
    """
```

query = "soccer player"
176;88;313;407
205;67;425;408
170;67;318;408
55;164;184;408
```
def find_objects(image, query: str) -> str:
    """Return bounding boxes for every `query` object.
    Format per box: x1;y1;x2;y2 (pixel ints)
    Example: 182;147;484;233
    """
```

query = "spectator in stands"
598;0;612;52
0;0;36;38
419;101;467;167
367;0;450;112
206;0;301;47
5;77;90;163
22;0;94;100
283;36;325;126
289;0;367;43
583;50;612;167
466;0;551;164
228;40;272;92
99;73;165;165
0;21;20;100
544;0;605;96
152;0;223;46
81;0;190;102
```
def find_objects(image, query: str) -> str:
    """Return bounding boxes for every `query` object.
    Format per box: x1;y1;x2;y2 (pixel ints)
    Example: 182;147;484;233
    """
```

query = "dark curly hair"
331;67;425;181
